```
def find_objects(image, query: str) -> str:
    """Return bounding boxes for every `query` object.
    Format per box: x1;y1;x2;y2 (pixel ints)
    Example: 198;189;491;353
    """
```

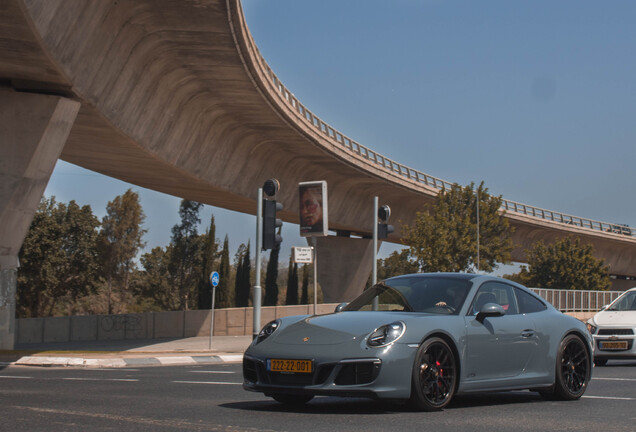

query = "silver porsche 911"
243;273;592;410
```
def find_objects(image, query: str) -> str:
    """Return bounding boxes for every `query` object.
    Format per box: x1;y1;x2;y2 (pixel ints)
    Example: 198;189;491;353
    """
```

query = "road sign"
292;246;313;264
210;271;220;287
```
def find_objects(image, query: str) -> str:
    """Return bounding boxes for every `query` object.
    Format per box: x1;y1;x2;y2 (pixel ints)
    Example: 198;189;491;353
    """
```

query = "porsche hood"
271;312;414;345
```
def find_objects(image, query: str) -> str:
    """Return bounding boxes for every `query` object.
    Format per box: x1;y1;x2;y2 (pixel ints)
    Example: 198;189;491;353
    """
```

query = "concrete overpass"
2;0;635;348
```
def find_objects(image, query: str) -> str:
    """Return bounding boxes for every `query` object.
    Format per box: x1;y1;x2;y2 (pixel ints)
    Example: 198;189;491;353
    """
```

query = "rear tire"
409;337;457;411
551;334;591;400
271;394;314;405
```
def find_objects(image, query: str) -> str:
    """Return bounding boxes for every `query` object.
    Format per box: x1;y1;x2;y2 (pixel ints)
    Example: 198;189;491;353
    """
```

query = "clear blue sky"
45;0;636;271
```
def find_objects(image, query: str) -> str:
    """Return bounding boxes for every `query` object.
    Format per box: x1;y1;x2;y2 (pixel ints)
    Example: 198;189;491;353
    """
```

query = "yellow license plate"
599;341;628;350
267;359;313;373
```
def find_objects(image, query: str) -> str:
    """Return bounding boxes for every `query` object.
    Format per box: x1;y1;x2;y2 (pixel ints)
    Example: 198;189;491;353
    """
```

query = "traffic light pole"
372;196;378;285
253;187;263;339
372;196;379;311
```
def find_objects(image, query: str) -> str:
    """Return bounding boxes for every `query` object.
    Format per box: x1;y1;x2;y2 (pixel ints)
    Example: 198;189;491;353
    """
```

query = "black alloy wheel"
553;334;591;400
410;337;457;411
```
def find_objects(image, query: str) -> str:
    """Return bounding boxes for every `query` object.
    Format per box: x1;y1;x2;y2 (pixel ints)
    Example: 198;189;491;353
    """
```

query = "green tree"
286;257;299;305
98;189;146;314
300;264;309;305
137;245;177;310
17;197;100;317
264;233;281;306
402;182;513;273
234;243;249;307
215;235;233;308
368;249;420;287
169;200;203;310
197;215;219;310
510;236;611;290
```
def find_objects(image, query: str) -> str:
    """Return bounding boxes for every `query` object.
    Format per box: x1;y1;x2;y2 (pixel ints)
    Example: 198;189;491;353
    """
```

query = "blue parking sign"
210;271;220;287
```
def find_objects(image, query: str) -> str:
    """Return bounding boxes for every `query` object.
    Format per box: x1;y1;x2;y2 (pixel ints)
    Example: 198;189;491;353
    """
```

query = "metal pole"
312;237;318;315
209;285;216;350
373;196;378;285
253;188;263;339
372;196;379;311
476;187;480;272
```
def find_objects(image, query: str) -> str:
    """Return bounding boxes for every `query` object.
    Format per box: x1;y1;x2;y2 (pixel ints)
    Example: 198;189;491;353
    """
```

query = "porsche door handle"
521;330;535;338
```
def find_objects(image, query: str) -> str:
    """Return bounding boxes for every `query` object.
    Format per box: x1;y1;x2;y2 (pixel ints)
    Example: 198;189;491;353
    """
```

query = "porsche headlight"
367;321;406;347
586;321;598;335
256;319;280;344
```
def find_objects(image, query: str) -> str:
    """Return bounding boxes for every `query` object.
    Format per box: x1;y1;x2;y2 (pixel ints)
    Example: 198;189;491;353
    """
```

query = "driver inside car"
435;287;464;311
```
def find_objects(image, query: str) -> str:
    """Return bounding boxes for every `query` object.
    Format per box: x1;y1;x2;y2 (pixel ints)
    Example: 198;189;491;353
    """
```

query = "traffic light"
378;204;394;239
262;200;283;250
262;179;283;250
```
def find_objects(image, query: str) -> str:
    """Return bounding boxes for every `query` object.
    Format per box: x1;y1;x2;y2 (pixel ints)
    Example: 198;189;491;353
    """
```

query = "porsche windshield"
608;291;636;311
344;276;472;315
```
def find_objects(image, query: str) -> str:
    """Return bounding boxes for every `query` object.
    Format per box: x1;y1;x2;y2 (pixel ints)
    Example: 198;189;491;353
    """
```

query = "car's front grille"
243;358;258;383
598;329;634;336
334;361;381;385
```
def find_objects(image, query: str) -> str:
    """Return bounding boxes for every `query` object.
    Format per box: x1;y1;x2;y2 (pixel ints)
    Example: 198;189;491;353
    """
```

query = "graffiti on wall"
99;314;145;337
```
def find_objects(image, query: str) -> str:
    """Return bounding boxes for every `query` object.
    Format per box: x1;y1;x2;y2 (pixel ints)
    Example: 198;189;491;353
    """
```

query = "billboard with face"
298;181;328;237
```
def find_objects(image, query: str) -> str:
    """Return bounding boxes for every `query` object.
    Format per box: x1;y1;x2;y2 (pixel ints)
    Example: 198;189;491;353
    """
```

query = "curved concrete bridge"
1;0;635;346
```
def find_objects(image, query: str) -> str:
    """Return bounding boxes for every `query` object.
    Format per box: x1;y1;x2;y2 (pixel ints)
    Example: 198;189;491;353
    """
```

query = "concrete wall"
15;305;340;345
15;305;595;345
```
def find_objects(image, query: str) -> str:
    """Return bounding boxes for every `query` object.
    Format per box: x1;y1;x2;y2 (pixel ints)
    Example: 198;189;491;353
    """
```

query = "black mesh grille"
243;358;258;383
598;329;634;335
316;364;335;385
334;362;380;385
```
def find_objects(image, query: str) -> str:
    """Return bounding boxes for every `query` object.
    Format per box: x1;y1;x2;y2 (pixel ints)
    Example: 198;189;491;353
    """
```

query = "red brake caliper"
436;361;443;388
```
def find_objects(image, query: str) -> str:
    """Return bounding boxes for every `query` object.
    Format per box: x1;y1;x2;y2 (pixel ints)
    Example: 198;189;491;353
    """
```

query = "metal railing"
237;7;635;239
530;288;623;313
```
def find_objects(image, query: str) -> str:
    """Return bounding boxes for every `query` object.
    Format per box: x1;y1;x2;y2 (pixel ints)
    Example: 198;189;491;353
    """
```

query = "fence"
530;288;622;313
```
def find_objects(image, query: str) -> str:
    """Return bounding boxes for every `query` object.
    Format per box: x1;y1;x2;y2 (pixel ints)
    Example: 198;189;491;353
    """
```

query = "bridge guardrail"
530;288;623;313
238;8;634;239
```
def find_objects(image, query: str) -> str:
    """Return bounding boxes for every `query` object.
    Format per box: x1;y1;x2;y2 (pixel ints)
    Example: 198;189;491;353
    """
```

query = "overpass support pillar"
312;236;381;303
0;87;80;349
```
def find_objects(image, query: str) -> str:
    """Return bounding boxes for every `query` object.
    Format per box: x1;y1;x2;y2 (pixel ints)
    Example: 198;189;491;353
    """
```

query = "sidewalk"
0;336;252;368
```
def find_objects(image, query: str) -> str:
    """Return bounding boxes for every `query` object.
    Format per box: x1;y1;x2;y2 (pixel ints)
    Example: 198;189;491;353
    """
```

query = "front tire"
409;337;457;411
551;334;591;400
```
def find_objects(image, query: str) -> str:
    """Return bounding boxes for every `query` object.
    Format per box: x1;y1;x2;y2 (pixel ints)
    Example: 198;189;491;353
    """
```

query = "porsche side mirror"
476;303;505;323
335;302;348;313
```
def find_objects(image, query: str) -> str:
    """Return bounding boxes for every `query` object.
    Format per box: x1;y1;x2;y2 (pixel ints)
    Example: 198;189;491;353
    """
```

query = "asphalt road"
1;361;635;432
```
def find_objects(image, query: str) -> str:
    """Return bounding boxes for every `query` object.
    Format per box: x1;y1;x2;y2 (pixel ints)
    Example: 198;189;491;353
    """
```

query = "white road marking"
583;395;635;401
62;378;139;382
172;380;242;385
592;377;636;382
0;376;33;379
190;371;236;374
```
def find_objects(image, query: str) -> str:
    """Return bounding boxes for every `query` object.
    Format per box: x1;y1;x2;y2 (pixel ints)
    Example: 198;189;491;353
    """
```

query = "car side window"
514;287;547;314
470;282;519;315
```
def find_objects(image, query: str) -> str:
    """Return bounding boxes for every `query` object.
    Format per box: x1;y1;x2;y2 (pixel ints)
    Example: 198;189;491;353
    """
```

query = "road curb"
2;354;243;368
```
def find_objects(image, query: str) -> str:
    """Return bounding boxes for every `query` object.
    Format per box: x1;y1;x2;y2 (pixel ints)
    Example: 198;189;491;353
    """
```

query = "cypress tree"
234;249;245;307
198;214;219;310
300;264;309;305
264;238;280;306
286;258;299;305
216;235;232;308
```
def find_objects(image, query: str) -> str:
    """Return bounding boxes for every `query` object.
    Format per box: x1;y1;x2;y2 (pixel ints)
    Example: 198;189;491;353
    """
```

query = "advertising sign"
298;181;328;237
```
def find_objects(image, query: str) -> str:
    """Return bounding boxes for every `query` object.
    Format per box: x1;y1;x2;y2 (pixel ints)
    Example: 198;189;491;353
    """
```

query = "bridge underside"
1;0;635;348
